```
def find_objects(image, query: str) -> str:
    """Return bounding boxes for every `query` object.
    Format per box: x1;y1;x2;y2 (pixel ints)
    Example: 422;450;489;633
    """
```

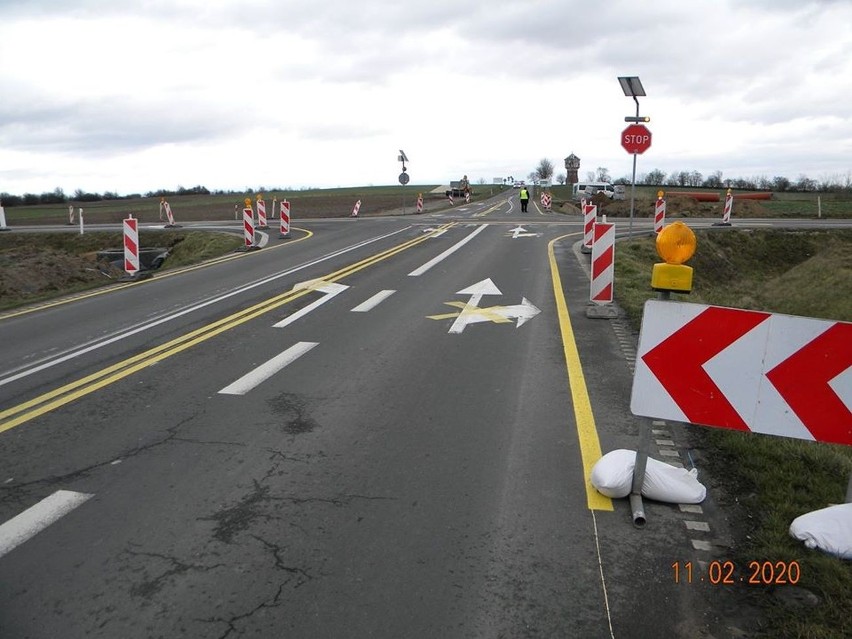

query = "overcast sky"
2;0;851;195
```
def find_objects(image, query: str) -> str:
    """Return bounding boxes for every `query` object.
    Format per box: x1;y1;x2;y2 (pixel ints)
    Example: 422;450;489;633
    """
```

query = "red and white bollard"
590;221;614;303
721;188;733;225
279;199;291;238
351;199;361;218
654;191;666;234
465;191;471;204
243;198;255;246
256;195;268;229
448;193;454;206
416;193;423;213
582;203;597;252
123;214;140;276
163;200;177;227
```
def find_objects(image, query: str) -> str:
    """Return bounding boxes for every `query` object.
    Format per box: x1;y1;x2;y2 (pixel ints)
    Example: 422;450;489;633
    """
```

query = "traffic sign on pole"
631;300;852;446
621;124;652;154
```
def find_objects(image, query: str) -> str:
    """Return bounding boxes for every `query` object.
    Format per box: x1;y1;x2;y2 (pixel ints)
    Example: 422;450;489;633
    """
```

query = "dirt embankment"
558;194;770;217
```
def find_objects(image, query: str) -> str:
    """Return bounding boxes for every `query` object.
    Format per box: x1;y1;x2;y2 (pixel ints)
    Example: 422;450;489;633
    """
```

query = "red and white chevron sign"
631;300;852;446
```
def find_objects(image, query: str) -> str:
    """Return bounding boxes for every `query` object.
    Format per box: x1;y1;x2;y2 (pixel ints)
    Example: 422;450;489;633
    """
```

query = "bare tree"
535;158;555;181
596;167;611;182
556;173;566;185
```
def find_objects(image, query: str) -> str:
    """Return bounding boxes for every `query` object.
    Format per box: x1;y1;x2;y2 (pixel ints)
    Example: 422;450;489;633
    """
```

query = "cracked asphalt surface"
0;198;760;638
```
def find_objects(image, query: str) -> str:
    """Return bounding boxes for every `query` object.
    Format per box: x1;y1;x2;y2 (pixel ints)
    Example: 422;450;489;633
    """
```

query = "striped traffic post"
582;203;597;252
542;192;552;211
123;214;140;276
243;198;255;246
271;197;277;220
256;194;268;229
416;193;423;213
163;200;177;227
351;199;361;218
448;193;454;206
465;191;471;204
586;219;618;319
68;204;75;225
722;188;733;225
654;191;666;234
279;199;291;238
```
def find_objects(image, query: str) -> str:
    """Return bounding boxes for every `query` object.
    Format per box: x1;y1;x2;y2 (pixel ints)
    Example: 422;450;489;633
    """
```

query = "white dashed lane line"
0;490;94;559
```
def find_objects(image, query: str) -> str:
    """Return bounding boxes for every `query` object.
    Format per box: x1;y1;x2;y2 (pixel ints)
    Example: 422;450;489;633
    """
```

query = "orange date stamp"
672;560;801;585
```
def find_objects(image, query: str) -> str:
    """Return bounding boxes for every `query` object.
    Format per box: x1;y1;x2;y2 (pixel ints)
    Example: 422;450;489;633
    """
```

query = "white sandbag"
590;449;706;504
590;449;636;498
789;503;852;560
641;459;706;504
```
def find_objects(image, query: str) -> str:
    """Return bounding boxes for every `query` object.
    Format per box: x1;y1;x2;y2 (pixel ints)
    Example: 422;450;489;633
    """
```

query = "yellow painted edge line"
0;227;314;320
0;223;453;433
548;234;613;511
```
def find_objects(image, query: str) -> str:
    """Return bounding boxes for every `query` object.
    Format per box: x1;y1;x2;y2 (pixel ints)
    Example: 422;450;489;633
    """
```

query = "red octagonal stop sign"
622;124;652;154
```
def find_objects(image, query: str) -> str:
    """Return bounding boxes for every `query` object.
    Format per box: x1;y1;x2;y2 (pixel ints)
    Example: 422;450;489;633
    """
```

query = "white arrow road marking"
421;228;447;237
219;342;318;395
491;297;542;327
0;490;93;559
449;278;503;334
273;280;349;328
351;290;396;313
408;225;489;277
507;225;538;239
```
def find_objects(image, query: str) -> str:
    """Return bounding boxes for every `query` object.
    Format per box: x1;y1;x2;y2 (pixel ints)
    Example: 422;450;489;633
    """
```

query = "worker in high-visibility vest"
519;186;530;212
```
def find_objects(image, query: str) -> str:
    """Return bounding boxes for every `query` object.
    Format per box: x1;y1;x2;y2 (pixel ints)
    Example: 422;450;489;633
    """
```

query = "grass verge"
614;228;852;638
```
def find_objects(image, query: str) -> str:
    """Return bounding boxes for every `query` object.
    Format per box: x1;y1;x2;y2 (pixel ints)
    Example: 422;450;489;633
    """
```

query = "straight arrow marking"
766;322;852;445
449;278;502;334
641;306;771;430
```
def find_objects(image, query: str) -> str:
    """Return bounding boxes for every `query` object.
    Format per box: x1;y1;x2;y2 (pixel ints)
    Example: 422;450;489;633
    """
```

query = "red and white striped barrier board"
416;193;423;213
351;199;361;217
654;195;666;234
256;197;268;228
722;191;733;224
590;221;614;303
542;193;552;210
583;203;597;249
243;204;254;246
465;191;470;204
632;301;852;446
163;201;175;226
448;193;454;206
123;215;140;275
280;199;291;237
68;205;75;224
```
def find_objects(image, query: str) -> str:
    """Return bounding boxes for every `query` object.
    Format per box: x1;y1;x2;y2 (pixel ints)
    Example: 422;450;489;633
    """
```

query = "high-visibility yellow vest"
520;189;529;199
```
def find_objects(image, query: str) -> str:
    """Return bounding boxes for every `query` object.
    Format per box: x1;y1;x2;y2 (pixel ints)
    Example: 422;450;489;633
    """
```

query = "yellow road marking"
0;223;455;434
473;200;509;217
548;234;613;511
0;227;314;320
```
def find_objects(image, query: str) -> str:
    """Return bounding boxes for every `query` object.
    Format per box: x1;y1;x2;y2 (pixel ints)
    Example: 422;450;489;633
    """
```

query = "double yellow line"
0;223;455;434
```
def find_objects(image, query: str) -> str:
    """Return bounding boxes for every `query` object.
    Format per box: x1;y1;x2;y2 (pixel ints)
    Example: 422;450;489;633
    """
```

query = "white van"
572;182;616;200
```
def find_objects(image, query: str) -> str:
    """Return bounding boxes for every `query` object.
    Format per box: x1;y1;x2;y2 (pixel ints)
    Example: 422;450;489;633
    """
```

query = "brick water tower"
564;153;580;186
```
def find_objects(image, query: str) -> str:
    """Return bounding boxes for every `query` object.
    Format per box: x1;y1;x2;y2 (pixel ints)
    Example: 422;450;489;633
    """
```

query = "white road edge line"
351;290;396;313
0;490;94;560
0;226;411;388
407;224;489;277
218;341;318;396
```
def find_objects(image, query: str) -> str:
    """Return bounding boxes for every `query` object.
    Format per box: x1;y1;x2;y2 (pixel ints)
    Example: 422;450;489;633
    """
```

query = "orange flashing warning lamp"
651;221;696;293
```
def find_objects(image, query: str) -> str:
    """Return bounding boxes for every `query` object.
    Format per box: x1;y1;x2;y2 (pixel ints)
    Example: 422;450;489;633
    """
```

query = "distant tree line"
572;168;851;193
0;184;219;207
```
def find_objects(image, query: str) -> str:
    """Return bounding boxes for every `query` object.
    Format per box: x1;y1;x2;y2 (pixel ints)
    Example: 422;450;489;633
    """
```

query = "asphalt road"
3;193;829;638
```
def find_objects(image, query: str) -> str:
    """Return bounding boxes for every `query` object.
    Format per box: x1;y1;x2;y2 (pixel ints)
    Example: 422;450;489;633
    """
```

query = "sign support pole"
628;96;639;240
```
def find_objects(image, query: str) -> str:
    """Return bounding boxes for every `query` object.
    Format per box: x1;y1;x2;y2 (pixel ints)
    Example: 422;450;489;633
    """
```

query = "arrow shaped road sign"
507;225;538;239
428;279;541;334
631;300;852;446
273;279;349;328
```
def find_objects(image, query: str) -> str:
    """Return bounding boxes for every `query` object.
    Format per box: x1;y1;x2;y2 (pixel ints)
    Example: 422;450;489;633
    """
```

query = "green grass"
615;228;852;638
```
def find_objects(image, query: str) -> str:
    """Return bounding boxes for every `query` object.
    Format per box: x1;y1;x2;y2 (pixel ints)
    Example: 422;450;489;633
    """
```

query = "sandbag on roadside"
789;503;852;560
590;449;706;504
